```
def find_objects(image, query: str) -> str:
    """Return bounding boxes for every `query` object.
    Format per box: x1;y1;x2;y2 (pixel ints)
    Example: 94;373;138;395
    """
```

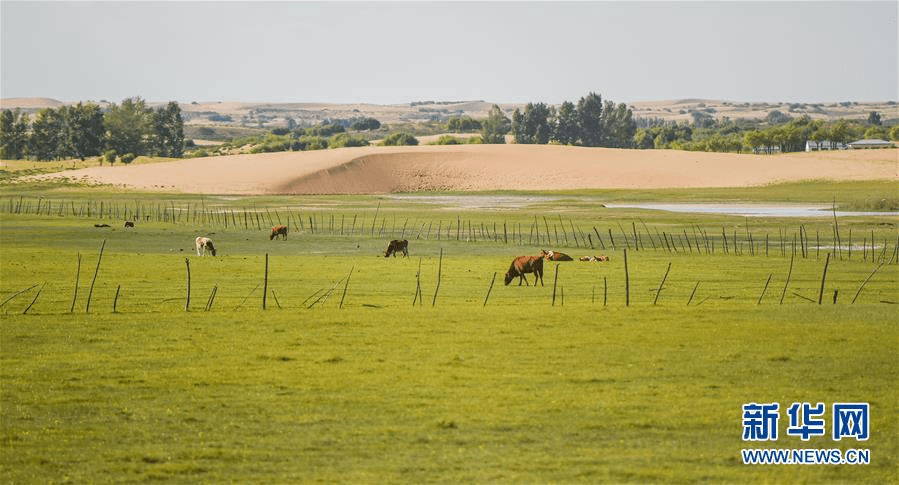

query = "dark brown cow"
504;255;544;286
384;239;409;257
270;225;288;240
124;221;135;228
541;249;574;261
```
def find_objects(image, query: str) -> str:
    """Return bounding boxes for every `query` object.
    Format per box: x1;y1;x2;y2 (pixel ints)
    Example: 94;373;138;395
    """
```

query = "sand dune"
31;145;897;195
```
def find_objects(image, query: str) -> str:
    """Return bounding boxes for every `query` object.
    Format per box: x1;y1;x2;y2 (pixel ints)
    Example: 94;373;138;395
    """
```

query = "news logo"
741;402;870;465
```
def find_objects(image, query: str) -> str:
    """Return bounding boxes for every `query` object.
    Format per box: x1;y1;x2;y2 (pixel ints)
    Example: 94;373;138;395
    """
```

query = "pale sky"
2;1;897;105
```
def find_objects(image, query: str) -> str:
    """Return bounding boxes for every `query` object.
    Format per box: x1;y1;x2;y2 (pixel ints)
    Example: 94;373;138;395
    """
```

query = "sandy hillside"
30;145;898;195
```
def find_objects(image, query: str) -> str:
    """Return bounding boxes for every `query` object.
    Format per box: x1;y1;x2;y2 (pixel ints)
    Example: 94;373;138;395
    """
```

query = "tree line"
465;92;637;148
1;97;184;162
634;110;897;153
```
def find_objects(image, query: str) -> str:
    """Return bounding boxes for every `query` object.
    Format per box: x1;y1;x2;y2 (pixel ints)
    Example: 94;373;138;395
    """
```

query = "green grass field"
1;185;897;483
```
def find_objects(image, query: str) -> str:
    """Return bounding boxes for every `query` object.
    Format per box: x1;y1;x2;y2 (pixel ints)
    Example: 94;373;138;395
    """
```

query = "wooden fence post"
432;248;443;306
623;249;630;307
653;262;671;305
551;263;560;306
185;258;191;311
263;253;269;310
70;252;81;313
817;253;831;304
483;272;497;307
85;240;106;314
779;253;794;305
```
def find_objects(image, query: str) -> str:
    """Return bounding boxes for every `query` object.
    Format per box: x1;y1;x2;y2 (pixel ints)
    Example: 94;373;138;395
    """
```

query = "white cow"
195;236;217;256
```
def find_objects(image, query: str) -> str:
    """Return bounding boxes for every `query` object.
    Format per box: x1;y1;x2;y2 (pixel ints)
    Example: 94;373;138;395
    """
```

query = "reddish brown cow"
504;255;544;286
540;249;574;261
270;225;288;240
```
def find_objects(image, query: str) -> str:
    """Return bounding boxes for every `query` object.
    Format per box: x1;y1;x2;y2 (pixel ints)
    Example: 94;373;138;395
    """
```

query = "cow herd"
504;249;610;286
139;222;607;288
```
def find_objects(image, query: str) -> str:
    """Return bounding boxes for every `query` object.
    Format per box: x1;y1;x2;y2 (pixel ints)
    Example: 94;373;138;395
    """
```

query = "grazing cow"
504;255;544;286
270;225;288;240
540;249;574;261
384;239;409;258
580;255;610;262
124;221;135;228
94;223;110;228
195;236;217;256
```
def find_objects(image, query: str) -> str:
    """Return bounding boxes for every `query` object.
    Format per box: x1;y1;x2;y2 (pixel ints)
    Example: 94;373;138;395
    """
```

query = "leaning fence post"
779;253;794;305
653;262;671;305
205;285;218;311
483;272;497;307
85;239;106;314
817;253;831;305
757;274;772;305
687;281;700;306
851;263;884;304
22;283;45;315
339;266;354;309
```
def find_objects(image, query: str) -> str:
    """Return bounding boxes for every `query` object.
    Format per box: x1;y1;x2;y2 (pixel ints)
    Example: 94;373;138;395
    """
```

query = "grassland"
1;185;897;483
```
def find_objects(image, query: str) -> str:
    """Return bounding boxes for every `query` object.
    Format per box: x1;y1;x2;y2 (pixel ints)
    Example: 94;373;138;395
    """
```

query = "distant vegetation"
3;94;897;162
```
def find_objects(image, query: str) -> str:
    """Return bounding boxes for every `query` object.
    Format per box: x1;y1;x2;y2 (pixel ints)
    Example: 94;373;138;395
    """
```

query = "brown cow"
504;255;544;286
541;249;574;261
580;255;610;262
270;225;288;240
384;239;409;257
123;221;135;228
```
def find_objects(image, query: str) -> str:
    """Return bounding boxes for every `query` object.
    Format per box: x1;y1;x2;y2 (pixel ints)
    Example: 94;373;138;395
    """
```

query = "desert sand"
31;145;897;195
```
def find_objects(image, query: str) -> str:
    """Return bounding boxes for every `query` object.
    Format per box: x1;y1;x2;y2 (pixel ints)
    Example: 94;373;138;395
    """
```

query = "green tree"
480;105;510;144
350;117;381;131
766;110;791;124
603;102;636;148
29;108;65;161
867;111;882;126
105;97;151;156
151;102;185;157
512;102;553;145
576;92;604;146
66;103;106;160
863;126;887;139
1;109;30;160
446;116;481;132
553;101;579;145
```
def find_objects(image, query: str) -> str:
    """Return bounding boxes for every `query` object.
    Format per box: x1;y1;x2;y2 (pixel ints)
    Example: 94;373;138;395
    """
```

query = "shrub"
103;150;117;165
379;132;418;146
300;136;328;151
329;133;369;148
350;117;381;131
305;124;346;137
120;153;136;164
430;135;462;145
